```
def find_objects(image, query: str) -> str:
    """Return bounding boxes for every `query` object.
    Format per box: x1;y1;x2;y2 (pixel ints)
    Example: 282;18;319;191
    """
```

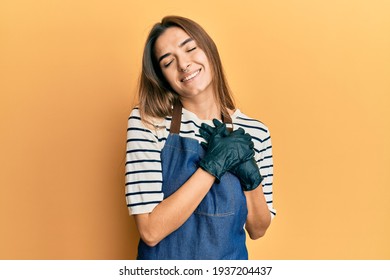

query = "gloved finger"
230;127;245;136
233;127;245;135
214;121;229;137
239;137;254;150
199;127;212;141
229;131;252;144
212;119;223;128
239;132;253;142
245;132;253;142
243;149;255;162
200;141;208;149
200;123;215;138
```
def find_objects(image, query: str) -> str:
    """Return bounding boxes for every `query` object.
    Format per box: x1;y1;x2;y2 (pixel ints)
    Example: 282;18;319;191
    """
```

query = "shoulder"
128;107;142;125
127;107;154;135
127;107;171;146
128;107;169;133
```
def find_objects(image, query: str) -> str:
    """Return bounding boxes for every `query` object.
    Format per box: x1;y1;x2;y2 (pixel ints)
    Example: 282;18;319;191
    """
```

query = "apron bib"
137;101;248;260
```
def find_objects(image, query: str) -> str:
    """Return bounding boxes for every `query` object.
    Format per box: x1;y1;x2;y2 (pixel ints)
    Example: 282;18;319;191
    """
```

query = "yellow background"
1;0;389;259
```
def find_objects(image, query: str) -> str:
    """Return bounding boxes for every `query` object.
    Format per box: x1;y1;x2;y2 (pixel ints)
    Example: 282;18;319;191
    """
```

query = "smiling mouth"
181;69;201;82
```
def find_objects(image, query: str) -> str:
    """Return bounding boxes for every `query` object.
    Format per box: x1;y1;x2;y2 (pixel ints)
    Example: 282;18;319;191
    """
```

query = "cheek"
194;52;212;76
200;58;213;81
161;69;176;84
161;69;182;91
194;51;209;65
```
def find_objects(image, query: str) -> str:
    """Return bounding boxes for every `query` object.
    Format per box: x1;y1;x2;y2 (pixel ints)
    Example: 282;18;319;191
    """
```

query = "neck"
180;95;221;120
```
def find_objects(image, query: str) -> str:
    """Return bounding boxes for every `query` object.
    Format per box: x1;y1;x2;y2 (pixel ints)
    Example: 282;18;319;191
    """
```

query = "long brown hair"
138;15;235;121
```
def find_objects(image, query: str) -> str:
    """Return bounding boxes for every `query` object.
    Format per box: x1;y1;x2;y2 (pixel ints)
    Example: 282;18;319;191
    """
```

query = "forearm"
244;185;271;239
134;168;215;247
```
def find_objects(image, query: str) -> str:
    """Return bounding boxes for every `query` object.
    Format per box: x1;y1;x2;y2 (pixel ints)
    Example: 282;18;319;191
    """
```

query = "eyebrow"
158;38;194;63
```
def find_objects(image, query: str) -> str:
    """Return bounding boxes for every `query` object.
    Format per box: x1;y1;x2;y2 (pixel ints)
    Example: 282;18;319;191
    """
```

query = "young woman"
125;16;276;260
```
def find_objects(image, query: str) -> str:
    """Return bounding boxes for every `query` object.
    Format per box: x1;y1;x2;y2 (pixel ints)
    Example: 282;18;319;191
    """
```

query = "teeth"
182;70;200;82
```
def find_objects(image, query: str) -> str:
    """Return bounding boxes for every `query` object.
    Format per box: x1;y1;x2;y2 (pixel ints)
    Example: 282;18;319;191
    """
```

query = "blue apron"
137;102;248;260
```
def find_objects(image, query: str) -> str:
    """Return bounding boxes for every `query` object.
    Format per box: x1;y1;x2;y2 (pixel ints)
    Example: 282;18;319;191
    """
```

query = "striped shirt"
125;107;276;218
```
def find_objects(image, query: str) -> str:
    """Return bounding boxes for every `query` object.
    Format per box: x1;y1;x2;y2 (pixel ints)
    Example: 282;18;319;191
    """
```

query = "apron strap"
170;99;182;134
170;99;233;134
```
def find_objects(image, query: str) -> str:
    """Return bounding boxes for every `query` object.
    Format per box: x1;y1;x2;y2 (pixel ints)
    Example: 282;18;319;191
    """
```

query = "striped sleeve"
256;128;276;219
125;108;164;215
235;114;276;219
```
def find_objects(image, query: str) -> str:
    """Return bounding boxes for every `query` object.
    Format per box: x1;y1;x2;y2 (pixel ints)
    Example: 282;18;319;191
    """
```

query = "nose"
180;63;191;72
177;56;191;72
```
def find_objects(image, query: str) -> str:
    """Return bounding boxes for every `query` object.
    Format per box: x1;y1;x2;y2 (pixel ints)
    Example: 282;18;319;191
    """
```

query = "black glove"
199;119;262;190
199;119;255;182
230;158;263;191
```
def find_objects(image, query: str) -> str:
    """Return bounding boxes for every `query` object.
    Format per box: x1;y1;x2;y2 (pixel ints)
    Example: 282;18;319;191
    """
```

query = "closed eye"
188;47;197;52
164;59;174;68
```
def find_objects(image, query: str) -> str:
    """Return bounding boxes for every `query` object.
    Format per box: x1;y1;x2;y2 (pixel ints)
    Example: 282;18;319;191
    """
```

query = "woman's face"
154;27;213;100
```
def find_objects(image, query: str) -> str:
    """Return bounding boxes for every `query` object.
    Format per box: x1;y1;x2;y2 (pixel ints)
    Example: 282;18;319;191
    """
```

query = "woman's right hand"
199;119;255;182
